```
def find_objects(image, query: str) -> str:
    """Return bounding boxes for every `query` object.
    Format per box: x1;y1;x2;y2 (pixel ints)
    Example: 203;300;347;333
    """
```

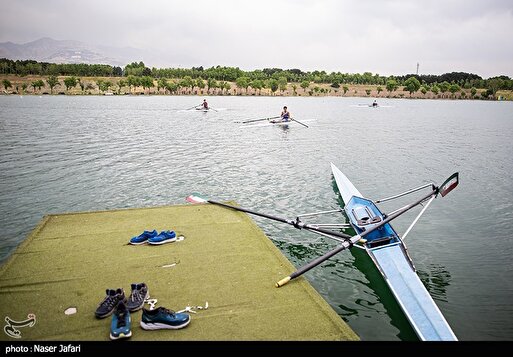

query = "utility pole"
416;62;419;75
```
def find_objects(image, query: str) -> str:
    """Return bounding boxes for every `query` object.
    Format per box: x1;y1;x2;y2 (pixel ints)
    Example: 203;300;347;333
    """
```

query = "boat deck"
371;245;457;341
0;203;358;341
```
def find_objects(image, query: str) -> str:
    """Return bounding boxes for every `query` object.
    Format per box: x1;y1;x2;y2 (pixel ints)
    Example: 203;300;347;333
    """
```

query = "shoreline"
1;75;512;101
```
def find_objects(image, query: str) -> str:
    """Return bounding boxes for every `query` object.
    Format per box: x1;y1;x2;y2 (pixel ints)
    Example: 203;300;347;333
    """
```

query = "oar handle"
241;116;280;124
275;277;291;287
276;236;356;287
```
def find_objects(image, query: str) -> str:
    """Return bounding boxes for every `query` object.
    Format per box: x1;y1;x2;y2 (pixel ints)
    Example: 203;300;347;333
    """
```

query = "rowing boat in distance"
241;119;314;128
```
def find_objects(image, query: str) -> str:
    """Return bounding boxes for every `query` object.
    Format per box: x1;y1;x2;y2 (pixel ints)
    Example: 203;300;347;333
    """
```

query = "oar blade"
439;172;459;197
290;118;309;128
186;193;208;204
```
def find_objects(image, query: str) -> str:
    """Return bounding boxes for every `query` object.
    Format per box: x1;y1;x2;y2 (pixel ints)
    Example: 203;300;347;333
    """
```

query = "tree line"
1;58;512;95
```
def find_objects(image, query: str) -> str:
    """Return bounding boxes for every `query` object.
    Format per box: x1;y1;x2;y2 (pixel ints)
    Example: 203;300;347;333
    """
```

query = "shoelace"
161;307;176;316
116;310;127;328
101;295;118;309
130;288;143;302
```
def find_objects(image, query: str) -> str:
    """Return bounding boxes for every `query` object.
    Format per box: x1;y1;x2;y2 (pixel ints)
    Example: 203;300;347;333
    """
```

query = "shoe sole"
95;310;115;319
147;238;177;245
127;290;149;312
110;331;132;340
129;240;148;245
140;319;190;330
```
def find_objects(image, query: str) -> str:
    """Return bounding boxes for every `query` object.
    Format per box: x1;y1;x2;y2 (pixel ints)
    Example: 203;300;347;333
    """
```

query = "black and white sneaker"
127;283;149;312
95;288;126;319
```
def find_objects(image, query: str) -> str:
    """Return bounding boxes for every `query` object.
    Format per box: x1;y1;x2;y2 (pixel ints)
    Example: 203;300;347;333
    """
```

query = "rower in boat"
202;99;209;110
271;106;291;123
281;106;291;121
372;100;378;107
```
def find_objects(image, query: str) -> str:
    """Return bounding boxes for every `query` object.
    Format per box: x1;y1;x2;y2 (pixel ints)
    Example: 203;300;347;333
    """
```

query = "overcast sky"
1;0;512;78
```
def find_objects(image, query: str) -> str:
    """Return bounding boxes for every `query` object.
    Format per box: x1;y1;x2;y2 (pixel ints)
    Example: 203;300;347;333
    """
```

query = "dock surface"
0;203;358;341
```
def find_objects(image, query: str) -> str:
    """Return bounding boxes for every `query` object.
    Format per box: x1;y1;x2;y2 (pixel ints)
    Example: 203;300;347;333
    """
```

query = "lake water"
0;95;512;340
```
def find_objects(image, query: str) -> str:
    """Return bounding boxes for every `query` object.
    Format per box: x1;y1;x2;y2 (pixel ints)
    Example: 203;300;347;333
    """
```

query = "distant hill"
0;37;150;67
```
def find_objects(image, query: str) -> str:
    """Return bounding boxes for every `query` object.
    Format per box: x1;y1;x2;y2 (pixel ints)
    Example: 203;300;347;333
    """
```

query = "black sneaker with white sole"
95;288;126;319
126;283;149;312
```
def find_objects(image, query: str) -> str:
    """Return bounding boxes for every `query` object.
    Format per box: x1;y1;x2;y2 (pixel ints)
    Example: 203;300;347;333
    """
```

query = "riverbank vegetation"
1;58;511;100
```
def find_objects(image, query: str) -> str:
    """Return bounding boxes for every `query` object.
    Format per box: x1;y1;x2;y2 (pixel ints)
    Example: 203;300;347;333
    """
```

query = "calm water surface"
0;95;512;340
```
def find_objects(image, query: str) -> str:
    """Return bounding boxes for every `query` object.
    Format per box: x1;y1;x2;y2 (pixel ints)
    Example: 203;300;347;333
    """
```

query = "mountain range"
0;37;155;67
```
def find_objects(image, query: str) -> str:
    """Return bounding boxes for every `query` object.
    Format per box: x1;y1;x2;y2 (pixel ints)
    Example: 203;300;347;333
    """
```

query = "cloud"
1;0;512;77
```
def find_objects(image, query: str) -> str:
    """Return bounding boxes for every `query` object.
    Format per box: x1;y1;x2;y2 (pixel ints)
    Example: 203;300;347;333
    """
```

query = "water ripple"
1;96;512;340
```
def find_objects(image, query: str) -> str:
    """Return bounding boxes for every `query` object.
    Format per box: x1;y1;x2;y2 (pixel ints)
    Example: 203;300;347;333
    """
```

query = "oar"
275;172;459;287
209;107;218;112
186;193;353;240
186;104;202;110
236;116;280;124
290;117;309;128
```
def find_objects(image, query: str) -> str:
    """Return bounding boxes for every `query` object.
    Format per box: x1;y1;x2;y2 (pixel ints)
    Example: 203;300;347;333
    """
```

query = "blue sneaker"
140;307;190;330
110;301;132;340
129;230;157;245
148;231;177;245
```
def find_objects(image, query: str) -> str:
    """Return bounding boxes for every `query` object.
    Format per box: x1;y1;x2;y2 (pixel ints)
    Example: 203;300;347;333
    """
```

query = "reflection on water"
417;264;453;303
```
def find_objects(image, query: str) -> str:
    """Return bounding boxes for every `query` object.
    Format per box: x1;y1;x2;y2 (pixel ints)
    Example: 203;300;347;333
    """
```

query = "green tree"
449;83;461;98
117;79;126;94
2;79;12;92
235;76;250;94
404;76;421;96
331;80;340;88
439;81;450;97
207;78;218;94
250;79;263;95
179;76;194;94
157;78;168;93
46;75;59;94
196;78;205;94
386;79;398;96
166;80;179;94
481;88;493;99
278;76;287;93
365;89;371;96
431;84;440;96
292;84;297;95
21;83;28;93
222;81;231;94
377;86;383;95
126;75;140;93
300;80;310;93
97;79;112;93
31;79;44;92
268;79;278;95
420;85;428;96
342;85;349;95
140;76;154;93
470;87;477;98
63;76;78;92
487;78;502;95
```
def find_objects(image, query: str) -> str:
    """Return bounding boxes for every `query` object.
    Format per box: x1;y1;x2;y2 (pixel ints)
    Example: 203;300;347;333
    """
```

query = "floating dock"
0;203;358;341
